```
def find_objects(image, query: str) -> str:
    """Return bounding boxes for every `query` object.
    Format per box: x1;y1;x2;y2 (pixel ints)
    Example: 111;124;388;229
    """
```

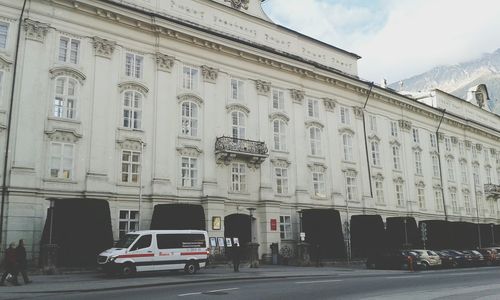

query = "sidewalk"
0;263;404;299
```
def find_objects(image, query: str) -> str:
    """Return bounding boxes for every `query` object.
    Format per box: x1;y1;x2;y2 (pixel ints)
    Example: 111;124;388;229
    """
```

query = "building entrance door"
224;214;251;259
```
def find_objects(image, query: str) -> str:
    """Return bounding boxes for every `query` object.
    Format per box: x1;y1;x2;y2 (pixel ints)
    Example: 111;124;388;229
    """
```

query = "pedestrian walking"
232;242;240;272
0;243;19;286
16;240;31;284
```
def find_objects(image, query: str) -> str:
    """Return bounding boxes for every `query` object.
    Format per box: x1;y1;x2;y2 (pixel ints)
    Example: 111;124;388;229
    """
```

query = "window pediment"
368;134;380;142
393;177;404;184
177;93;203;106
338;127;354;135
459;158;467;164
305;120;324;129
271;157;291;168
342;168;357;177
462;188;470;194
429;150;439;156
118;81;149;95
176;144;203;157
415;181;425;188
45;128;82;143
0;55;13;71
389;139;401;146
307;162;327;172
445;154;455;160
49;66;86;85
226;103;250;115
116;138;145;151
372;173;384;181
269;112;289;123
433;184;442;189
448;186;457;192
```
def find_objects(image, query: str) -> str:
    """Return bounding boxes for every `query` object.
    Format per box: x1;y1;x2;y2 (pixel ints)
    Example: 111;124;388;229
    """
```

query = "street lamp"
403;218;408;248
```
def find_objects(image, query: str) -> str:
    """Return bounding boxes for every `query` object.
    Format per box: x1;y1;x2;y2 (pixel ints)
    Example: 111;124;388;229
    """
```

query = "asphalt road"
29;267;500;300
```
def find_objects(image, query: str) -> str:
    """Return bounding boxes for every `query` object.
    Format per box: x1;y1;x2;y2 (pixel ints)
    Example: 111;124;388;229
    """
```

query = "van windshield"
115;234;140;249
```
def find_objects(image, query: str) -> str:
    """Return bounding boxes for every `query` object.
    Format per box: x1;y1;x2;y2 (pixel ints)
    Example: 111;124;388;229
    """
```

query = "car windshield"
115;234;140;249
428;251;438;256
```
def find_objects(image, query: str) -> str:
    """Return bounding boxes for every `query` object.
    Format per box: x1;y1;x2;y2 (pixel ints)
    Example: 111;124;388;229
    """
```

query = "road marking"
178;292;202;297
384;275;422;279
296;279;343;284
206;288;239;293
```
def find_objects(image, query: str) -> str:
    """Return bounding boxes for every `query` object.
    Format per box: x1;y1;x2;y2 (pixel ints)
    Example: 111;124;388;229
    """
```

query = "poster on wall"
233;237;240;246
226;237;233;247
270;219;277;231
209;237;217;247
217;237;225;247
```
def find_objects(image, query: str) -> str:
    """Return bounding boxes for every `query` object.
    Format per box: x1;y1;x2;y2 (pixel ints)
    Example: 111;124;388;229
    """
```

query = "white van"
97;230;209;275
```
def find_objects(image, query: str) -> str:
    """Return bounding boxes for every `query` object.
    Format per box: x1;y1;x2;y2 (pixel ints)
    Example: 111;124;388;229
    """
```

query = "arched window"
122;90;142;129
309;126;322;156
181;101;199;137
342;133;353;161
231;111;246;139
273;119;287;151
53;77;78;119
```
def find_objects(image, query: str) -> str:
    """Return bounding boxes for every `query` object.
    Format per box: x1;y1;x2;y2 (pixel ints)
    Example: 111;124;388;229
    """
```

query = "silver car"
412;249;442;269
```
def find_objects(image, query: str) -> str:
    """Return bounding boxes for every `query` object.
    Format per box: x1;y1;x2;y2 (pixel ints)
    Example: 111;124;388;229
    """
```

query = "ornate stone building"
0;0;499;263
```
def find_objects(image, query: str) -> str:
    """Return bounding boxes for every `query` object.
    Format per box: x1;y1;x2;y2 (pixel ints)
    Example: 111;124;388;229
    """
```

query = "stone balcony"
215;136;268;168
484;184;500;200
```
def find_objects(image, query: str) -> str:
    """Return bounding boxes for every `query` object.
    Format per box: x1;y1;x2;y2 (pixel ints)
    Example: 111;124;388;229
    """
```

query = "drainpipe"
0;0;28;247
435;109;448;221
362;82;374;199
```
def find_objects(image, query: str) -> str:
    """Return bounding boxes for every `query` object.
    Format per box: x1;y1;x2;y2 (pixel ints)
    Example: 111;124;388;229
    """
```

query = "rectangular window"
458;142;464;156
312;172;325;197
50;142;74;179
181;157;198;187
340;106;351;124
485;167;492;184
307;99;319;118
309;127;322;156
429;133;437;148
58;37;80;64
414;151;422;175
472;146;478;160
460;163;469;184
345;174;357;202
275;167;288;195
412;128;420;143
473;165;480;186
279;216;292;240
119;210;139;239
395;183;404;206
0;71;4;99
451;192;458;214
464;194;471;215
435;189;443;211
369;115;377;132
125;53;144;78
390;121;398;138
375;180;384;205
432;155;440;177
392;146;401;170
121;150;140;183
484;149;490;163
231;163;246;192
445;137;452;152
417;188;425;209
447;159;455;182
230;78;244;101
371;142;380;166
182;65;199;91
0;22;8;49
272;88;285;110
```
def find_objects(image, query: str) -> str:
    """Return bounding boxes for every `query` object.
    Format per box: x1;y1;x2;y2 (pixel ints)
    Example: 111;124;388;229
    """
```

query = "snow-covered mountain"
389;49;500;114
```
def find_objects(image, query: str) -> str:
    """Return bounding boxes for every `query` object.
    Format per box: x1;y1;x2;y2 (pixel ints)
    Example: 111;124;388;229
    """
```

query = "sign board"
300;232;305;241
270;219;277;231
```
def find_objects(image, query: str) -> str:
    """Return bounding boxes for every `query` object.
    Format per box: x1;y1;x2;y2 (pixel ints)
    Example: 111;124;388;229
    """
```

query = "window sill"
371;165;382;169
392;169;402;173
228;191;250;196
117;127;144;133
271;149;289;155
177;186;202;191
308;155;325;159
117;182;140;187
311;195;327;200
47;116;81;124
342;160;356;165
43;178;77;184
375;202;386;207
178;135;202;141
274;193;292;198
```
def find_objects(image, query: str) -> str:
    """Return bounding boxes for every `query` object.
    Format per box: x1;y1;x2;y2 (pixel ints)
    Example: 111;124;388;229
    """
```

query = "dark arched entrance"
302;209;346;259
386;217;420;249
150;204;205;230
350;215;385;258
224;214;251;260
40;199;113;267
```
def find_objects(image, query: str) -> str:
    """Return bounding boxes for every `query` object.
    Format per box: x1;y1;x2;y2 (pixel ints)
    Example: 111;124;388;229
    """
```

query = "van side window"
130;234;152;251
157;234;206;249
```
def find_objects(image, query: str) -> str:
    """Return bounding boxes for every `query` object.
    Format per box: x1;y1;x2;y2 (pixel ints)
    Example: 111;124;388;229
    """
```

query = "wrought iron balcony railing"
484;184;500;199
215;136;268;167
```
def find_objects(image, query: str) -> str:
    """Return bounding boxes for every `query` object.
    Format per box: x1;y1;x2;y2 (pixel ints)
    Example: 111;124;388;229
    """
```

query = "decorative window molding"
448;186;457;193
92;36;115;59
290;89;305;104
307;162;327;172
338;127;355;135
271;157;291;168
352;106;363;119
23;19;49;43
412;145;422;152
176;144;203;157
393;177;404;184
225;0;249;10
226;103;250;115
156;52;175;73
464;140;472;148
415;181;425;188
490;148;497;155
255;80;271;96
476;143;483;151
459;158;467;164
433;184;442;189
429;150;439;156
118;81;149;95
451;136;458;144
367;134;380;142
342;168;357;177
438;132;445;141
200;65;218;83
462;187;470;194
49;66;86;85
177;93;203;106
372;173;384;181
322;97;336;112
116;138;144;151
305;120;324;129
45;128;82;143
268;112;289;123
0;55;12;71
389;140;401;147
445;154;455;160
398;119;412;131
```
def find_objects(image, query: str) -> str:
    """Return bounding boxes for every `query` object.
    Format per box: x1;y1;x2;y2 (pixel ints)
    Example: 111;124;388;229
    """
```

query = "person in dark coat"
0;243;19;286
16;240;31;284
232;241;240;272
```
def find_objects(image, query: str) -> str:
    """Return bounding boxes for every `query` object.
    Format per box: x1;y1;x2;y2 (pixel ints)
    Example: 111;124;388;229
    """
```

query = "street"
15;267;500;300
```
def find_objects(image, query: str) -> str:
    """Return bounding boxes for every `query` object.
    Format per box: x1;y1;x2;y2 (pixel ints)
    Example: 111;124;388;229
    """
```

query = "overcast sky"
262;0;500;83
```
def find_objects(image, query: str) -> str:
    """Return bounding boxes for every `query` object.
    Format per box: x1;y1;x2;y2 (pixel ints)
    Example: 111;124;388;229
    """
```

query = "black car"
442;250;473;267
366;250;417;270
461;250;485;266
435;250;457;268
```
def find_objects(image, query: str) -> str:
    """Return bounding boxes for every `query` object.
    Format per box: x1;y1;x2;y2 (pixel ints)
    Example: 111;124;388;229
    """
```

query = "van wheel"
184;262;198;275
121;263;136;276
421;262;429;270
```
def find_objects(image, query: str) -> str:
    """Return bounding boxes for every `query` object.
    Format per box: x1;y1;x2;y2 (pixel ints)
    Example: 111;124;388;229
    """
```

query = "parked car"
366;250;417;270
461;250;485;266
410;250;442;269
442;250;473;267
477;248;496;265
435;250;458;268
481;247;500;265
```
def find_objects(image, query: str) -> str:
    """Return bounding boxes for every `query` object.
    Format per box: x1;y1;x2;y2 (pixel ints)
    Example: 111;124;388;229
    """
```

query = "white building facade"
0;0;499;263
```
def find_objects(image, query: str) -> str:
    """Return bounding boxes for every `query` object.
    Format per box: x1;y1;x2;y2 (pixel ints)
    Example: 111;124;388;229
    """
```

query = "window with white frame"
272;88;285;110
125;52;144;79
434;189;443;211
414;151;423;175
230;78;244;101
473;164;480;186
484;149;490;163
485;166;492;184
0;22;8;49
445;137;452;152
181;101;198;137
497;168;500;185
307;98;320;118
181;156;198;187
121;150;140;183
432;154;440;177
371;141;380;166
477;193;484;216
489;200;497;217
375;179;384;205
417;187;425;209
369;115;377;132
231;163;246;192
340;106;351;125
273;119;287;151
412;128;420;143
390;121;398;138
472;146;478;160
58;36;80;64
395;182;404;206
312;171;326;197
231;111;246;139
464;192;471;215
0;70;3;98
119;210;139;239
450;190;458;214
342;133;353;161
458;142;465;156
429;133;437;148
345;172;358;202
392;145;401;170
309;126;322;156
122;91;142;129
49;142;74;179
53;77;77;119
275;167;289;195
460;161;469;184
279;216;292;240
182;65;199;91
447;158;455;181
